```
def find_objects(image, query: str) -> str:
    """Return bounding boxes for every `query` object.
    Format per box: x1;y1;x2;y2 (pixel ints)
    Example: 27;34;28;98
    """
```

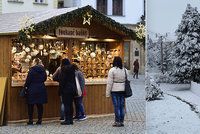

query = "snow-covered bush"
145;74;164;101
152;72;190;84
170;4;200;83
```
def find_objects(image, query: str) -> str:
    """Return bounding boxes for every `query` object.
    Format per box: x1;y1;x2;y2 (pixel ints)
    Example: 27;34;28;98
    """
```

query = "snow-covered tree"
163;41;174;72
170;4;200;83
147;36;174;74
145;73;164;101
147;36;161;71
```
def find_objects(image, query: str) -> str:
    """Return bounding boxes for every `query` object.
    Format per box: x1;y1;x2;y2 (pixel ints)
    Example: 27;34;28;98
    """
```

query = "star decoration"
83;12;93;25
135;23;145;39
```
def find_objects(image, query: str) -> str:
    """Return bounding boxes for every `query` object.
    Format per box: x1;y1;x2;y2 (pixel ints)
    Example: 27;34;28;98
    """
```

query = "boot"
27;120;33;125
36;119;42;125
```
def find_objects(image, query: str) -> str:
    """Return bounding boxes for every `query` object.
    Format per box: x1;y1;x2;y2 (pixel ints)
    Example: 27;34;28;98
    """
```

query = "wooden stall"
0;6;135;123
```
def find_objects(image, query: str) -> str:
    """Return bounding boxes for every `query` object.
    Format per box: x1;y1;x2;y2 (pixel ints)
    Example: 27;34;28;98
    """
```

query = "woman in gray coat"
72;63;86;121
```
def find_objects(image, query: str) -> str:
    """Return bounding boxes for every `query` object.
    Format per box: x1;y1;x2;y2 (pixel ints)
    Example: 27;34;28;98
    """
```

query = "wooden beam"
0;77;7;125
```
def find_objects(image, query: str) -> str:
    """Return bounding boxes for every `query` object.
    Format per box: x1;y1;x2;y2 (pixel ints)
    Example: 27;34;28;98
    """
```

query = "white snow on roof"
0;6;79;34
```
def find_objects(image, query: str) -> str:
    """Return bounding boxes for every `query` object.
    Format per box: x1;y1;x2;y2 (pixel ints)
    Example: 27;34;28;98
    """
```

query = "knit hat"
61;58;70;66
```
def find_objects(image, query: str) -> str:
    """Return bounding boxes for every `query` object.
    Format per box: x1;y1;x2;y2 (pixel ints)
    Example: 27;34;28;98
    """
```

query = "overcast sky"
147;0;200;40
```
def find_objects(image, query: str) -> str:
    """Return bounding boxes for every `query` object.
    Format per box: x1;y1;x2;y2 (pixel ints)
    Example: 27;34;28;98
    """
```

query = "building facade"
0;0;58;13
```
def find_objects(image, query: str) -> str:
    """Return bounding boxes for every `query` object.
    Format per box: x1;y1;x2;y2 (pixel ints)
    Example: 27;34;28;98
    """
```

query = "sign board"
56;27;89;38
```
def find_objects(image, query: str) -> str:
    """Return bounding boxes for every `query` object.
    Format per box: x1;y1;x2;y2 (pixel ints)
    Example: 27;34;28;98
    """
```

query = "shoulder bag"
19;87;28;97
75;75;82;97
124;68;133;98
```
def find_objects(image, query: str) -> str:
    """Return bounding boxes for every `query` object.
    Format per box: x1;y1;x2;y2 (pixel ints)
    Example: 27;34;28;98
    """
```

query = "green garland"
18;5;142;44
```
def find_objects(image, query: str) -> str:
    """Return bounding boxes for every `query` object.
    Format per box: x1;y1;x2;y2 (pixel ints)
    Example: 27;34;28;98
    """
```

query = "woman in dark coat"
59;59;77;125
24;58;47;125
52;58;71;120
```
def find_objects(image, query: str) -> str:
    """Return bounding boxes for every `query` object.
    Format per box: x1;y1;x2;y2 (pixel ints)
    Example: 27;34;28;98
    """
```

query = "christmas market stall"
0;5;136;123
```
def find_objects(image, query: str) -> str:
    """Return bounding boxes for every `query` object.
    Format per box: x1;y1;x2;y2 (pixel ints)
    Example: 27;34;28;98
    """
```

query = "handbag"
19;87;28;97
124;68;133;98
75;76;82;97
82;87;87;97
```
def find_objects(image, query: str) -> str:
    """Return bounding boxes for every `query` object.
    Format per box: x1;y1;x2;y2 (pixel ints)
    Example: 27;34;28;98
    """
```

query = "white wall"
81;0;96;8
64;0;73;7
110;0;143;24
2;0;55;13
81;0;144;24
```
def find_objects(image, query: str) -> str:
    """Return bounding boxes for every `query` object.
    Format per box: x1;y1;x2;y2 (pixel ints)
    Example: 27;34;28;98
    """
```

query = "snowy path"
160;84;200;114
146;84;200;134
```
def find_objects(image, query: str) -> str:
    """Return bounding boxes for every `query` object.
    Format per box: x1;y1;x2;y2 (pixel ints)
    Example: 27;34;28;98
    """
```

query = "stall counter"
8;79;113;122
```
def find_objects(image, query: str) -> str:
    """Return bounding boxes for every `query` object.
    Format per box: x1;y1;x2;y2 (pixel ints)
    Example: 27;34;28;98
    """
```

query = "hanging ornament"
12;47;17;54
135;23;145;39
38;44;44;50
50;49;56;54
83;12;93;25
31;49;39;56
90;52;96;58
25;47;30;52
26;55;32;60
43;52;48;56
25;58;30;63
21;51;26;57
30;43;35;48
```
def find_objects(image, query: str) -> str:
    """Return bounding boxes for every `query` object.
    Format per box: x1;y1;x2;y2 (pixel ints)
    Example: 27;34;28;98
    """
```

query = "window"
35;0;45;3
112;0;123;16
7;0;24;3
58;1;64;8
97;0;107;14
33;0;47;5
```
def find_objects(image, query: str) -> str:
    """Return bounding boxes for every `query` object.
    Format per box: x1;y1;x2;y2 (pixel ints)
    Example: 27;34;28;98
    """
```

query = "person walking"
52;58;70;120
59;59;77;125
24;58;47;125
72;63;87;121
106;56;128;127
133;59;139;79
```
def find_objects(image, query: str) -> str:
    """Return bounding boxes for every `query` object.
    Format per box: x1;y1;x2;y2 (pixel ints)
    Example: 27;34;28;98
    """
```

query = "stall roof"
0;5;136;39
0;7;78;35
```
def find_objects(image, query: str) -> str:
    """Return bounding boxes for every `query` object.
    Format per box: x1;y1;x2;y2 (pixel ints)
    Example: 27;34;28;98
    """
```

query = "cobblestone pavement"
0;75;146;134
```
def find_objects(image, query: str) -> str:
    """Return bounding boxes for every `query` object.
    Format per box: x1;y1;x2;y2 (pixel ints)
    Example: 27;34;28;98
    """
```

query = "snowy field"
146;84;200;134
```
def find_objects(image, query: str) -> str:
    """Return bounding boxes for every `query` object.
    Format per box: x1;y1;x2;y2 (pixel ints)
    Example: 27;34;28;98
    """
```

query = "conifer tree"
171;4;200;82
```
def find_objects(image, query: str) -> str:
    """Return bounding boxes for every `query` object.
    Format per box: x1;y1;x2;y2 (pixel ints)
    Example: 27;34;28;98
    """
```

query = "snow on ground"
147;84;200;134
160;83;200;115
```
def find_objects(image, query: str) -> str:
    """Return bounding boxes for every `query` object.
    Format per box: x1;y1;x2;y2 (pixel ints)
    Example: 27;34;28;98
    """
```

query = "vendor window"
11;38;122;83
97;0;107;15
